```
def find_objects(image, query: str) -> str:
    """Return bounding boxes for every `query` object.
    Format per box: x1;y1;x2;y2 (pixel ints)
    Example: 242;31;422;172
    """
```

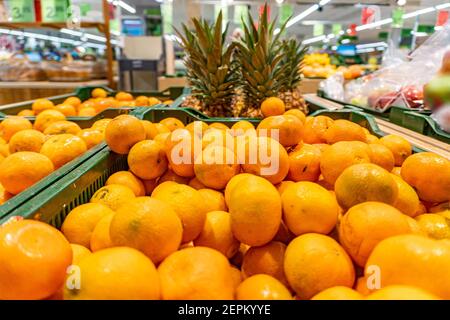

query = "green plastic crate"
389;107;450;144
0;86;188;117
0;108;400;227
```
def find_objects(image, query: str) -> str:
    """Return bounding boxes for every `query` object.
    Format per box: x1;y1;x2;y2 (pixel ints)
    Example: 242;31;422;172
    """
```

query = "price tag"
41;0;69;22
280;4;293;26
392;7;404;28
7;0;35;22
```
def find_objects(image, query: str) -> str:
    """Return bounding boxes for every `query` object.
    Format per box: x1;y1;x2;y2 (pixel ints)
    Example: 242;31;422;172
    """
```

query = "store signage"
392;7;404;28
313;23;324;37
436;10;449;27
41;0;69;22
280;4;293;26
348;24;357;36
332;24;342;35
162;2;173;34
7;0;35;22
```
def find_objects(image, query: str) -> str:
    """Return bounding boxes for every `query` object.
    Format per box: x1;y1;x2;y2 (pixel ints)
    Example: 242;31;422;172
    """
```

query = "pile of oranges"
0;96;449;300
15;87;169;118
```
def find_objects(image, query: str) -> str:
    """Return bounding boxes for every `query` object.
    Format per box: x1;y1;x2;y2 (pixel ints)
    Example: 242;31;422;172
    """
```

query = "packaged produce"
0;54;46;81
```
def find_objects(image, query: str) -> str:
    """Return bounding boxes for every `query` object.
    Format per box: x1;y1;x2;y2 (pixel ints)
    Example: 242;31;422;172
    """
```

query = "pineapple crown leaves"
280;39;308;91
174;11;238;106
234;4;291;107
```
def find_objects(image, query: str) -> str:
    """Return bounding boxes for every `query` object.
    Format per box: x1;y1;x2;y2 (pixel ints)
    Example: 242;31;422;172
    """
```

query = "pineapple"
234;4;289;117
278;39;308;113
175;12;239;117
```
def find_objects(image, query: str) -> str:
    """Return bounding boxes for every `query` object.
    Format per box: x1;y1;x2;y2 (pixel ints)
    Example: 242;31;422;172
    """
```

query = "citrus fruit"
303;115;334;144
311;286;363;300
379;134;412;166
34;110;66;132
368;143;395;172
31;98;54;114
0;116;33;141
287;144;321;182
77;129;103;149
257;115;303;147
128;140;168;180
366;285;441;300
160;117;185;131
40;134;87;169
90;184;135;210
261;97;285;117
43;121;81;135
105;115;146;154
236;274;292;300
391;174;421;217
197;188;227;212
415;214;450;239
90;212;115;252
324;119;366;144
8;129;45;153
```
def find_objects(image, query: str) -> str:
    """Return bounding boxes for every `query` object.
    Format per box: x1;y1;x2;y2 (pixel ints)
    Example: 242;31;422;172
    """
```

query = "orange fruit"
77;128;103;149
152;182;207;243
158;169;190;185
0;152;54;195
287;144;321;182
8;129;46;153
128;140;168;180
366;285;440;300
142;178;157;195
209;122;229;131
261;97;285;117
236;274;292;300
54;104;77;117
79;100;95;110
193;210;239;258
105;171;145;197
77;107;97;117
366;134;380;144
284;233;355;300
401;152;450;203
31;98;54;114
339;202;412;267
391;166;402;176
90;184;135;211
91;118;112;132
197;188;227;212
276;180;295;196
320;141;371;185
91;88;108;99
63;96;82;109
70;244;92;265
230;266;242;290
64;247;160;300
284;109;306;123
148;97;162;106
194;145;240;190
429;202;450;213
368;143;395;172
140;120;158;139
0;184;13;204
17;109;35;116
335;163;399;210
0;220;72;300
185;121;209;137
272;220;295;244
257;115;303;147
379;134;412;166
134;96;149;107
165;129;199;178
40;134;87;169
94;98;116;113
43;121;81;135
391;174;421;217
224;173;255;204
282;181;339;236
303;116;334;144
154;123;171;134
90;212;115;252
227;175;281;246
158;246;234;300
242;241;289;287
34;110;66;132
188;177;206;190
105;115;146;154
415;214;450;239
201;128;235;151
231;120;255;135
115;91;133;101
355;276;372;296
241;136;289;185
366;234;450;299
311;286;363;300
0;116;33;142
62;203;115;249
324;119;366;144
153;133;170;152
109;197;182;263
160;117;185;131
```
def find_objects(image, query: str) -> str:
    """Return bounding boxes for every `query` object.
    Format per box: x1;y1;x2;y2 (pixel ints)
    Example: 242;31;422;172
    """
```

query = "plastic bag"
431;105;450;133
345;24;450;112
319;73;345;101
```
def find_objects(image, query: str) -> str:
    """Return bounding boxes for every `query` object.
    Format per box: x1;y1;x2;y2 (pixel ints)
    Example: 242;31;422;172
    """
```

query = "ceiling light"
286;0;333;29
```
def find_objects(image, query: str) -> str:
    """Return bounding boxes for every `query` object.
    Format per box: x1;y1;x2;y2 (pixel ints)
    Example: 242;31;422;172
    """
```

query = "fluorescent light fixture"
435;26;444;31
436;3;450;10
412;31;429;37
303;35;327;45
357;48;375;53
403;7;436;19
331;45;337;50
286;0;333;29
356;42;387;49
107;0;136;14
356;18;392;31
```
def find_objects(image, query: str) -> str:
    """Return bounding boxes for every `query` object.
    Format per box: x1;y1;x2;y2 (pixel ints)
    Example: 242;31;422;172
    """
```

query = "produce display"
1;96;449;300
178;7;307;118
0;89;170;206
302;53;364;80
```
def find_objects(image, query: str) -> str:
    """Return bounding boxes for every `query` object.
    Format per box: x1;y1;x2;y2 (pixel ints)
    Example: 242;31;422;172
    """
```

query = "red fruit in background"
368;91;399;110
441;50;450;74
402;86;423;108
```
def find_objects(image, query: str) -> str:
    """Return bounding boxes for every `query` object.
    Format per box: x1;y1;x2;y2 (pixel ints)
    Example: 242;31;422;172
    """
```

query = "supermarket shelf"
0;80;108;89
375;118;450;159
304;93;345;111
0;22;106;32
